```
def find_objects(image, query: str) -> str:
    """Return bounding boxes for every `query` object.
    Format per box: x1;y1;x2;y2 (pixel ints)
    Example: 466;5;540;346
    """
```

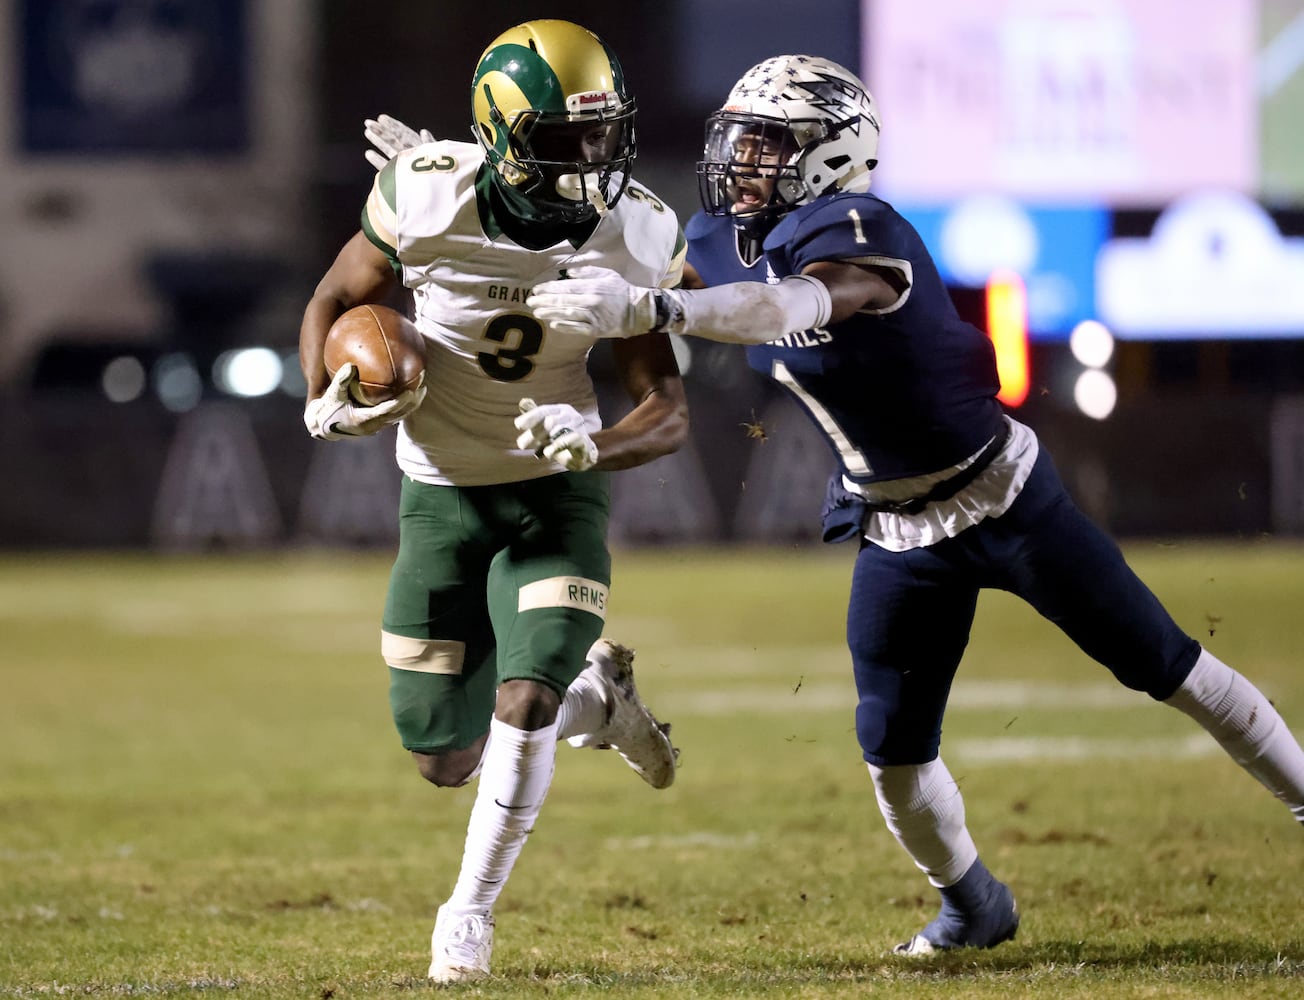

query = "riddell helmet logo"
566;90;617;112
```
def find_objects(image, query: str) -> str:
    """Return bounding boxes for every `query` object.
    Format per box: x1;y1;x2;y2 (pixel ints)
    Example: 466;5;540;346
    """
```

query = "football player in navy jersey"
526;54;1304;956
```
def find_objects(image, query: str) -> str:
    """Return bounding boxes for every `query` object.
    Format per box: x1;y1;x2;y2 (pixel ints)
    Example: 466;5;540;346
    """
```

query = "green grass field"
2;542;1302;998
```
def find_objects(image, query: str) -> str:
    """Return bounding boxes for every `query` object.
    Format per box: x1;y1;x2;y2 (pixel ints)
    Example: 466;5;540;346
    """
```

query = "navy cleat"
893;859;1019;956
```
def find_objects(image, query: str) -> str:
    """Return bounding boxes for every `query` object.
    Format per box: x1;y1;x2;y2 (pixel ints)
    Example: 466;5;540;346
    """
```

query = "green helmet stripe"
597;37;627;97
473;44;565;114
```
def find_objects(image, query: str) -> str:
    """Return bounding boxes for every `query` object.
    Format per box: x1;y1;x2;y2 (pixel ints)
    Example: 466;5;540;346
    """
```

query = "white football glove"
527;265;659;339
363;113;434;171
303;363;426;441
515;398;598;472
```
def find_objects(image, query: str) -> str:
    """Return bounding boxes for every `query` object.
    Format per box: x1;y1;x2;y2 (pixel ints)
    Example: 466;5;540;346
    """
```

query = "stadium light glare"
1074;368;1117;420
214;347;282;397
1070;319;1115;369
101;356;147;403
153;353;203;413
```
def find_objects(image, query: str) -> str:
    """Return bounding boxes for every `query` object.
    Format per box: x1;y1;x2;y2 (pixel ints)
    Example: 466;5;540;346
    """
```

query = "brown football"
323;304;426;405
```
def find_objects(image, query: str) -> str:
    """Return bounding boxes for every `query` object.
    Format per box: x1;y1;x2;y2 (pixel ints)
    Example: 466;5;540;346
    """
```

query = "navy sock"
938;857;1000;914
913;856;1018;950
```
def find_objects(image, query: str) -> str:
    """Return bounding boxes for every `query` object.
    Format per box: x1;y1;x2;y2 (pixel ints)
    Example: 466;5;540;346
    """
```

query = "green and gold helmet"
471;19;636;224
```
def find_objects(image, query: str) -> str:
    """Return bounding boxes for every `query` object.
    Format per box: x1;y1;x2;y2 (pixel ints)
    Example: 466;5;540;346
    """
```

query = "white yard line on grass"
663;680;1143;716
604;831;761;851
952;733;1216;762
659;681;1221;763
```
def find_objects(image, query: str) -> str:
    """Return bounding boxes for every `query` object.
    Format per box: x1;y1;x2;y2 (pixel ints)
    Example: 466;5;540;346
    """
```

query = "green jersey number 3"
478;313;543;382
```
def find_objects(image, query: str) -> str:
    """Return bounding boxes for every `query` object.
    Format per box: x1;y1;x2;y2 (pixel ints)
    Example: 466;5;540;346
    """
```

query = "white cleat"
893;934;940;956
568;639;679;789
428;904;494;983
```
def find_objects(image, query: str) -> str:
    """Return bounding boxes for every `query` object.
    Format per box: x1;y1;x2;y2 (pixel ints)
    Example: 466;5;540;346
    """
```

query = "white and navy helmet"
697;55;880;235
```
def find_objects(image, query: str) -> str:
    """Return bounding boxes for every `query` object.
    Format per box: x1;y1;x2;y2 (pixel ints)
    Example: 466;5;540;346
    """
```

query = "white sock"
868;757;978;888
555;654;607;741
1165;649;1304;825
445;718;558;915
461;730;492;785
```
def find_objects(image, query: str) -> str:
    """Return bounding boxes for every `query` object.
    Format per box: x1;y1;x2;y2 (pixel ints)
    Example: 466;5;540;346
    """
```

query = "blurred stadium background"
2;0;1304;551
6;6;1304;992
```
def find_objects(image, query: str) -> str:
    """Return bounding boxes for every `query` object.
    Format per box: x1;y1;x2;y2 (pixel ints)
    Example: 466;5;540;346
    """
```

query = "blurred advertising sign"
20;0;249;154
863;0;1257;203
1098;191;1304;338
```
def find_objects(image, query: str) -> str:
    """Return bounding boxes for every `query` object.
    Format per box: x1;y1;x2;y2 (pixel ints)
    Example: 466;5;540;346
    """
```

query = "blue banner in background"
20;0;249;155
892;199;1109;341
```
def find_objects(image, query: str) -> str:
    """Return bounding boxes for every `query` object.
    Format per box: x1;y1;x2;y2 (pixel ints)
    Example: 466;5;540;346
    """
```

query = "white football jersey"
362;139;685;486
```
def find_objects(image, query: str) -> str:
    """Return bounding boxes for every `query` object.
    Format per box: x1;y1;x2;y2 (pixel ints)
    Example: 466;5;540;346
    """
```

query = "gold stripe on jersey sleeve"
363;160;400;254
361;161;401;275
660;226;688;289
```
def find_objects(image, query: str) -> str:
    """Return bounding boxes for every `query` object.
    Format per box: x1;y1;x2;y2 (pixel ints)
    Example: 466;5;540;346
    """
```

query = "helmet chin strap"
489;169;577;232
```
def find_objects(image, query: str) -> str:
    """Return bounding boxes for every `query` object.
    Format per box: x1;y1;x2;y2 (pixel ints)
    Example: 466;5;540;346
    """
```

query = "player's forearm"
654;274;832;345
591;383;689;471
299;294;347;398
301;232;401;397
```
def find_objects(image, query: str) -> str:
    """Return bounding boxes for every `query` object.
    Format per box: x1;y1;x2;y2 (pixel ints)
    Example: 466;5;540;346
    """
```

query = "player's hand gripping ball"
324;304;426;405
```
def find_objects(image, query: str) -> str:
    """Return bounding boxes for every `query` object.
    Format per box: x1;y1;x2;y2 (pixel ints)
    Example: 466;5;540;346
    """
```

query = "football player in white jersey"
299;20;686;983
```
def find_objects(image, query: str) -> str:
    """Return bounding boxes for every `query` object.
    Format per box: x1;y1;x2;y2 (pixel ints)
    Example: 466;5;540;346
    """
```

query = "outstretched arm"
527;261;906;344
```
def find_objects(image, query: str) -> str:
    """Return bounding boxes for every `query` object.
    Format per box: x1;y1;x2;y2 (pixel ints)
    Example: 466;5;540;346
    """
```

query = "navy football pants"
849;447;1202;766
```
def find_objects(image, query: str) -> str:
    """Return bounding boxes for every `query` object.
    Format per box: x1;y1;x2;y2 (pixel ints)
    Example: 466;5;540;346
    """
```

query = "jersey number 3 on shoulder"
478;312;543;382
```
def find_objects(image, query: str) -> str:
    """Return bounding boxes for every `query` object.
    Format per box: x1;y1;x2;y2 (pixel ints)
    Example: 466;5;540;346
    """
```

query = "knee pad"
383;631;495;753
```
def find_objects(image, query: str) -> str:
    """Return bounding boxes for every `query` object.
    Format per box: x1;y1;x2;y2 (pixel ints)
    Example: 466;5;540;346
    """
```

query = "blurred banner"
20;0;249;154
864;0;1261;204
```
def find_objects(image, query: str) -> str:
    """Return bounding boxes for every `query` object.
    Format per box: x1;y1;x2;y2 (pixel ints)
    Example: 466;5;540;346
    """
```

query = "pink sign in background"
863;0;1258;203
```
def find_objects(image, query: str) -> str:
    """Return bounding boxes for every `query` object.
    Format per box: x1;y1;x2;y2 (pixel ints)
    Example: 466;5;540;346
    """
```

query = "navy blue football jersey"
686;195;1005;484
684;211;767;288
